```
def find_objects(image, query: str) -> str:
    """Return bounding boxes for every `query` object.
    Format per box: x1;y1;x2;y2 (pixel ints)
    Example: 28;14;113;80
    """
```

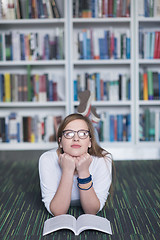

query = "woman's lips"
71;144;81;148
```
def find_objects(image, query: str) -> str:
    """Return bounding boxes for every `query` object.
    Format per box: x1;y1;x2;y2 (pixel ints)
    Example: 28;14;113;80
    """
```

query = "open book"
43;214;112;236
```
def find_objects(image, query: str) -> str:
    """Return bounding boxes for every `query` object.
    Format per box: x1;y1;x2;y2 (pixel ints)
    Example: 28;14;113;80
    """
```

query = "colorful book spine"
139;30;160;59
73;0;130;18
0;72;62;102
74;71;130;101
4;73;11;102
139;108;160;142
77;29;130;60
139;70;160;100
0;0;61;19
98;112;131;142
143;73;148;100
1;31;64;61
147;71;153;100
95;73;101;100
139;0;160;17
1;113;63;143
74;80;78;101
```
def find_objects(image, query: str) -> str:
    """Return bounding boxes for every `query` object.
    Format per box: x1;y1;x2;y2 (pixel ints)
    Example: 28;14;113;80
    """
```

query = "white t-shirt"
39;149;112;215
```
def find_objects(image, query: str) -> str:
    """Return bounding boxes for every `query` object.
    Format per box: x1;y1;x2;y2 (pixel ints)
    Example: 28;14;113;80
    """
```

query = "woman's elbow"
49;203;69;216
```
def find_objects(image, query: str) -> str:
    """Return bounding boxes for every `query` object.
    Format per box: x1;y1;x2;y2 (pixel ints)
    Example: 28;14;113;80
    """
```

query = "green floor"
0;154;159;240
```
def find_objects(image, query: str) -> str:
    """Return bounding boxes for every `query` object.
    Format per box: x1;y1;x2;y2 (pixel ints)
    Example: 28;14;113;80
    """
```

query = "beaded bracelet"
77;174;92;184
77;181;93;191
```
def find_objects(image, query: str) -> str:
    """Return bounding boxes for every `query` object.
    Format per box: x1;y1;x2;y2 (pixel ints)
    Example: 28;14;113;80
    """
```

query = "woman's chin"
65;149;82;157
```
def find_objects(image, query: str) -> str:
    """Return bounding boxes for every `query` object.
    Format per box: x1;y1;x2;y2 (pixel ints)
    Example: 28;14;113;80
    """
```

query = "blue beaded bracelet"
77;182;93;191
77;174;92;184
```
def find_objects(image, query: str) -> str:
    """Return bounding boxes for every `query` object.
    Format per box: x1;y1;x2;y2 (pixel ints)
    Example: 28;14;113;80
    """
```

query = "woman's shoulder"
91;154;112;173
39;148;58;165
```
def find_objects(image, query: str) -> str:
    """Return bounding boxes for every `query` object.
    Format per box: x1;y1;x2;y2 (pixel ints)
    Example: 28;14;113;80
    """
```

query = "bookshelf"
0;0;160;160
135;0;160;151
70;0;135;149
0;0;69;150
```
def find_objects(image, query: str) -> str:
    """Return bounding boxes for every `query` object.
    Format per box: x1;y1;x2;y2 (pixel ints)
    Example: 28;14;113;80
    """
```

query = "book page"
76;214;112;236
43;214;76;236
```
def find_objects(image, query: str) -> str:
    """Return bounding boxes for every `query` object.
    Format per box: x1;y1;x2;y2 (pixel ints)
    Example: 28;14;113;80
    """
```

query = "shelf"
138;17;160;22
101;141;133;148
138;59;160;64
0;102;67;108
73;60;132;65
72;17;131;23
0;19;65;25
74;101;132;106
138;100;160;106
137;141;160;146
0;60;66;66
0;142;58;150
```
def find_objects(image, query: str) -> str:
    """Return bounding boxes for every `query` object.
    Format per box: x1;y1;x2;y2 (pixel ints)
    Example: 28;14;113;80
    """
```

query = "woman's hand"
76;153;92;178
59;153;76;175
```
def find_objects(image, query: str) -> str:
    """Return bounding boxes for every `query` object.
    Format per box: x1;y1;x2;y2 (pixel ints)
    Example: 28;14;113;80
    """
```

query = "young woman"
39;113;112;216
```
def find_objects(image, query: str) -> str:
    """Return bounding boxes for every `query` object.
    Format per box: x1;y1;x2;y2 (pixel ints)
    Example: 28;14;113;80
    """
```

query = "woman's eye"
68;132;73;136
79;132;85;136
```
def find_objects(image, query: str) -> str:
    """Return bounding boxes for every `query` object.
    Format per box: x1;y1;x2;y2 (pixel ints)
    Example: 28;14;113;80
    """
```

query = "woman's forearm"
78;170;100;214
49;171;73;216
79;185;100;214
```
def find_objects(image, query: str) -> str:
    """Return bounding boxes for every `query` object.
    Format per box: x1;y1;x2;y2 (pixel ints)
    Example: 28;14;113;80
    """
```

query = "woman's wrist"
62;168;75;178
78;170;90;178
77;174;93;191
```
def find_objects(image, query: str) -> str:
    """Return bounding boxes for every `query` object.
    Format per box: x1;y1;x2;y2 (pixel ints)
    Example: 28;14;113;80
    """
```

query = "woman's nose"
73;132;79;141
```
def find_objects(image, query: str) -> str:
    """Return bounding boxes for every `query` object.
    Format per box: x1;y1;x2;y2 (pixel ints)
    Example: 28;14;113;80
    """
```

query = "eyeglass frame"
62;129;90;139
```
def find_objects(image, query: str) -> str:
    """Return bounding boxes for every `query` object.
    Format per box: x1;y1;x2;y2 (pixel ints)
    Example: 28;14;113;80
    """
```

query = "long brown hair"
57;113;115;200
57;113;108;157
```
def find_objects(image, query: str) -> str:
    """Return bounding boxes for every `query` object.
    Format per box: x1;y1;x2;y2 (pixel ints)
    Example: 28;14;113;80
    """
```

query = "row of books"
0;72;63;102
97;112;131;142
0;29;64;61
0;113;63;143
73;0;130;18
139;108;160;141
138;0;160;17
0;0;61;19
139;71;160;100
76;29;130;60
74;72;130;101
139;30;160;59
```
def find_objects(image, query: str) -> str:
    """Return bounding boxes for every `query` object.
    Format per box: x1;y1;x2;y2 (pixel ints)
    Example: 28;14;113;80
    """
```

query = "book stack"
139;108;160;141
139;71;160;100
76;28;130;60
0;0;61;19
0;29;64;61
138;0;160;17
73;0;130;18
139;30;160;59
0;113;62;143
0;72;63;102
74;72;130;101
97;112;131;142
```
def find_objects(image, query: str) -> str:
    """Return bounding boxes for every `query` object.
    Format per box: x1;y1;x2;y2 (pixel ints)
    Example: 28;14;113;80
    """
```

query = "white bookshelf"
135;0;160;155
0;0;70;150
0;0;160;160
69;0;135;149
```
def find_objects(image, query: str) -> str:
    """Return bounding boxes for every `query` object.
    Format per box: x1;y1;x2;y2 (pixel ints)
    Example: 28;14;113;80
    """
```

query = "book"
4;73;11;102
43;214;112;236
152;72;160;100
143;72;148;100
147;70;153;100
50;0;61;18
0;117;5;142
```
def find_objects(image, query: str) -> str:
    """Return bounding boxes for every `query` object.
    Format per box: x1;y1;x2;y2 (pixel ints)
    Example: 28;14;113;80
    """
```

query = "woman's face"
60;119;91;157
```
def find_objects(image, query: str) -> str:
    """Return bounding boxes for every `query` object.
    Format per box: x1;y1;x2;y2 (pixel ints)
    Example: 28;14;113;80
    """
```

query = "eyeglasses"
62;129;90;139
